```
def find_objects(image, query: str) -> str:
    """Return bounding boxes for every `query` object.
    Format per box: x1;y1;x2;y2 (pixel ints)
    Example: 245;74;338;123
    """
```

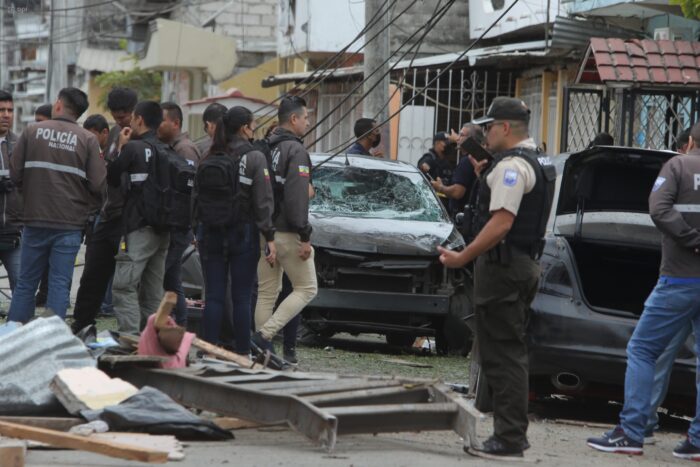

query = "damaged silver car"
303;154;472;355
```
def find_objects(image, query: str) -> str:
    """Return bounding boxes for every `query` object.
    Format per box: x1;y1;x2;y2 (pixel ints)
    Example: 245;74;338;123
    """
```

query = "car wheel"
385;333;416;348
442;289;473;356
297;319;332;346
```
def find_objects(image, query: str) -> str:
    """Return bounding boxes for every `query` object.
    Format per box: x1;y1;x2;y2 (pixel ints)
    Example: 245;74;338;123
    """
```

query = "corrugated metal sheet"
551;16;641;51
0;317;95;415
76;47;133;73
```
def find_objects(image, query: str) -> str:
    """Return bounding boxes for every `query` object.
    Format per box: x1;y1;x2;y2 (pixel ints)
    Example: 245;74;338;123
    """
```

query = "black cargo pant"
71;217;122;332
473;251;539;448
163;229;194;326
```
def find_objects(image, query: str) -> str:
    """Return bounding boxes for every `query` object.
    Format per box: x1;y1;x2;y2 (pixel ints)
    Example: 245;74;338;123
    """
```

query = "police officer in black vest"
438;97;556;460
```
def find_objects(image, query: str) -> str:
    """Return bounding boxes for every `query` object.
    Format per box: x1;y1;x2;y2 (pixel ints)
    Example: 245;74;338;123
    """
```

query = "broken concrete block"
50;368;138;415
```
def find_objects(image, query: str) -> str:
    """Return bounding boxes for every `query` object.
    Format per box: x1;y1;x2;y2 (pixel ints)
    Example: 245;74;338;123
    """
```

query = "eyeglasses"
485;121;506;132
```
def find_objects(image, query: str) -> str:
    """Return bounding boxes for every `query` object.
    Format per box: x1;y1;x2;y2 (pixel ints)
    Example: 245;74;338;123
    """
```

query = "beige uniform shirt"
485;138;538;216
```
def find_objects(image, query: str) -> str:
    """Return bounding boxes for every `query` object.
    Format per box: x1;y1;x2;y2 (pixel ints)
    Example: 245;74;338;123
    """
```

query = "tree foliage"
94;56;162;108
671;0;700;20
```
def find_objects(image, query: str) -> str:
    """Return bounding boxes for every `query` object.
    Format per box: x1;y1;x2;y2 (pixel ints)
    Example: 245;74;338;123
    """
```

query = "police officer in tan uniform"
439;97;555;460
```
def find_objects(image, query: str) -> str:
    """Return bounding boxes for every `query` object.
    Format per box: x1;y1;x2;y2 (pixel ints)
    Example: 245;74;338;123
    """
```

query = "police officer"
108;101;169;334
417;131;458;181
71;88;137;333
0;91;22;291
195;103;227;156
432;123;484;217
198;106;276;356
438;97;555;460
253;96;318;353
587;122;700;460
8;87;105;323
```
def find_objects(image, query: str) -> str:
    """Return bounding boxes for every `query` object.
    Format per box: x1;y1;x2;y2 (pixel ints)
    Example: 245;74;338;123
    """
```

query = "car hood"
310;213;464;256
554;146;676;245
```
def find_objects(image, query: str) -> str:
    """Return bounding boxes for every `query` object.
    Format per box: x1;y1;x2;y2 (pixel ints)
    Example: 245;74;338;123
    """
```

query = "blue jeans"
0;244;22;292
199;224;259;354
645;323;693;435
620;277;700;444
8;227;82;323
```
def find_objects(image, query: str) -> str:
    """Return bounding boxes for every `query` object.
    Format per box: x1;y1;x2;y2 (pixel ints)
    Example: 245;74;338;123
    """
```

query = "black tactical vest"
472;147;556;257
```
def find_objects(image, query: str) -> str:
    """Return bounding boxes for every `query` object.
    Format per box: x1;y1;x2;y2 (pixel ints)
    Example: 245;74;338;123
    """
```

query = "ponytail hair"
209;106;254;155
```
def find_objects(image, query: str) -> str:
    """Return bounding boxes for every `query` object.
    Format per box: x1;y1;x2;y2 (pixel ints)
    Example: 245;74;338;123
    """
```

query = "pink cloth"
137;314;195;369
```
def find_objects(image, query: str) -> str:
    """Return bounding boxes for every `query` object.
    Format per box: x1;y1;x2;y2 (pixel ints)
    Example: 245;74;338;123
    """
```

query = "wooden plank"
0;439;25;467
191;338;264;370
211;417;271;430
90;433;184;461
379;358;432;368
0;421;168;464
0;417;82;432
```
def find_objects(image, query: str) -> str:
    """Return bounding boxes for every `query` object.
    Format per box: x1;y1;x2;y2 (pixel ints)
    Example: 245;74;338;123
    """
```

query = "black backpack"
192;151;244;228
140;141;195;230
252;135;298;219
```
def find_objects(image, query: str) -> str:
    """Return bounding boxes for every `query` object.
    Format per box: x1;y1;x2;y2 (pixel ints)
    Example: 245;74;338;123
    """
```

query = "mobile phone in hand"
461;137;492;162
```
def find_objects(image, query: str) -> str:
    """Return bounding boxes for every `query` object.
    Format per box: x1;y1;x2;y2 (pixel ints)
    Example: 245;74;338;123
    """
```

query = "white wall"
469;0;560;40
278;0;365;58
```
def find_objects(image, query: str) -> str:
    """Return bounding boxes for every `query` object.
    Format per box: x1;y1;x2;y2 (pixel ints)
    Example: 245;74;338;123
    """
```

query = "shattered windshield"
310;166;448;222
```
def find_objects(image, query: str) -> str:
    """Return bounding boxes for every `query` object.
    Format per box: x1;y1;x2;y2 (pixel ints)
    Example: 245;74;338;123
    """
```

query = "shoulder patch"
298;165;310;177
503;169;518;187
652;176;666;192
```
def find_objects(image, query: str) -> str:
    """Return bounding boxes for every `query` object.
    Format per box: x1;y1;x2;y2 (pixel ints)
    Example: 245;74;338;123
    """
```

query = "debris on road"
0;438;26;467
0;420;169;464
81;386;233;440
379;358;433;368
50;367;138;414
0;317;95;415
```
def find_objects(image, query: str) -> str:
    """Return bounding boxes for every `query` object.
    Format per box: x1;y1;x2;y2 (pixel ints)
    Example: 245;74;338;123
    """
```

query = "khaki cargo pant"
113;227;170;334
474;251;540;448
255;232;318;341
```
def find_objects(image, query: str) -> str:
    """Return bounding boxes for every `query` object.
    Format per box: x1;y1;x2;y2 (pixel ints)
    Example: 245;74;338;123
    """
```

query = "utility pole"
363;0;391;159
45;0;55;101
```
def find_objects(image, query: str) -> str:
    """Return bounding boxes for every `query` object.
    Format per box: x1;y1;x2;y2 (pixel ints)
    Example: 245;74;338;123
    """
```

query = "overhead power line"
313;0;522;170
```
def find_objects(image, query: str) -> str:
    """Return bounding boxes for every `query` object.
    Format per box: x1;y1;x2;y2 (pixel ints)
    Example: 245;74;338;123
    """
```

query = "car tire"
442;289;474;356
296;319;333;346
385;333;416;348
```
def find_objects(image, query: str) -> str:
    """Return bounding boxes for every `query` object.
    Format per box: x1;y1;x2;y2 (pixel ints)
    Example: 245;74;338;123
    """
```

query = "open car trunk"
554;146;675;316
566;239;660;315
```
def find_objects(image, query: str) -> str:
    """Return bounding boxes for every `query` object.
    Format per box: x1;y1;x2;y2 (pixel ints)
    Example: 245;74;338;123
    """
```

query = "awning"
77;47;134;73
260;42;549;87
139;19;237;81
183;88;276;117
577;37;700;86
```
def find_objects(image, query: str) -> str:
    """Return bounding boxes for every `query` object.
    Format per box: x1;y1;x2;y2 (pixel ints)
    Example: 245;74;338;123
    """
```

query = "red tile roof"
580;37;700;86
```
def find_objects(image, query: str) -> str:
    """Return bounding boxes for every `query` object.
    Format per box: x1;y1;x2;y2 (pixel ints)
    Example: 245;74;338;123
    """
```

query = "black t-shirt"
449;156;476;214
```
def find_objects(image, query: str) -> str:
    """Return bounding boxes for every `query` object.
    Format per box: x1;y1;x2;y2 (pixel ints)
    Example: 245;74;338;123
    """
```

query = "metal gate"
562;86;700;153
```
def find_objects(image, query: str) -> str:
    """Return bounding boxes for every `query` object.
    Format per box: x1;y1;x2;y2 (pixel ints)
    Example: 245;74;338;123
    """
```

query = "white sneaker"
644;435;656;445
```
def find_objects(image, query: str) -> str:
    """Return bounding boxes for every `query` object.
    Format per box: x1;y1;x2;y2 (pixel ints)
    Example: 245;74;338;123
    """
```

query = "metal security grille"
563;86;699;152
625;92;697;150
561;87;608;152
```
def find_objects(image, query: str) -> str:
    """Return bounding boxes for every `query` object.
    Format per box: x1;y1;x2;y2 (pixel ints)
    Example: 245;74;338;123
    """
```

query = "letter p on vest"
695;174;700;191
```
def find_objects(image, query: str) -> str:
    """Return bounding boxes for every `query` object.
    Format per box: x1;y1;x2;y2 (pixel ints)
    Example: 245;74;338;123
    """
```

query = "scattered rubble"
50;367;138;414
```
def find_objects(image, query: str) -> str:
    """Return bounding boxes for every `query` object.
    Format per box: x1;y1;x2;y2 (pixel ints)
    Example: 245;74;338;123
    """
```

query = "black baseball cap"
473;97;531;125
433;131;449;143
